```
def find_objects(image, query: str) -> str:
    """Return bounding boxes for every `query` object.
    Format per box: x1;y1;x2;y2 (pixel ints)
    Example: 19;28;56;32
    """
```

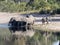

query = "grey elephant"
8;15;35;32
25;15;35;29
26;15;35;25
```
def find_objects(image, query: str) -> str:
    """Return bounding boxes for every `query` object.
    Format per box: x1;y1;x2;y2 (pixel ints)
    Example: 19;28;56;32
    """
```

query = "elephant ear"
9;17;14;23
29;15;33;18
29;15;35;21
10;17;14;21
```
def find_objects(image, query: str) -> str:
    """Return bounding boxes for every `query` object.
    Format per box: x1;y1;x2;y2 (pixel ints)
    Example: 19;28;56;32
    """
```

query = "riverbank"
0;12;20;23
33;22;60;32
0;12;60;32
0;12;38;23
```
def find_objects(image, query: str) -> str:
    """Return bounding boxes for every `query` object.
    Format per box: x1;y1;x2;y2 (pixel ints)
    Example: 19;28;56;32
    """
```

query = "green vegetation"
0;0;60;14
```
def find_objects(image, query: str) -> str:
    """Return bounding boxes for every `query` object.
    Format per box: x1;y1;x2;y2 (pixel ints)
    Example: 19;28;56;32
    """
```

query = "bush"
0;1;27;12
0;0;60;14
56;8;60;14
39;10;46;14
39;9;51;14
50;10;56;15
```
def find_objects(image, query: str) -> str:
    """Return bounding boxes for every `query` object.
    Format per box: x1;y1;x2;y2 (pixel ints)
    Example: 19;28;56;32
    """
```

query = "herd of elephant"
8;15;49;33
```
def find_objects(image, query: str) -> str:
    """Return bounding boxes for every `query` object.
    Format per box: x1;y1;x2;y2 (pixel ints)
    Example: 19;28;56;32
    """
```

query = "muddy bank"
0;12;20;23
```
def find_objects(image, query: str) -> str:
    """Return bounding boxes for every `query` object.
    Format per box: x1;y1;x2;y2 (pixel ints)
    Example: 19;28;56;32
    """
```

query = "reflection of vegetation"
0;28;60;45
0;28;11;45
26;31;56;45
26;31;43;45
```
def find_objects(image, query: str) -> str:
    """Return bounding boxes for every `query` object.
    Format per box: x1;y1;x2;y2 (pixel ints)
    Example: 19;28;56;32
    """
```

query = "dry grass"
20;10;39;14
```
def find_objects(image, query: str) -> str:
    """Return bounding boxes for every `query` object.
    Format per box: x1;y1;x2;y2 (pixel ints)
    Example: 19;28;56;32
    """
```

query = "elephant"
8;15;35;32
26;15;35;25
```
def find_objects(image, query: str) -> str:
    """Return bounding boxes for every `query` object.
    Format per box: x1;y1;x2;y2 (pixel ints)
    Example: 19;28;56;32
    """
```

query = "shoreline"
0;12;20;23
0;12;60;32
33;22;60;32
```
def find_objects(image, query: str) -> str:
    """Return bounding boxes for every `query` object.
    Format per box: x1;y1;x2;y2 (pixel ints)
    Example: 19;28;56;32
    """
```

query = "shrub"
39;10;46;14
50;10;56;15
56;8;60;14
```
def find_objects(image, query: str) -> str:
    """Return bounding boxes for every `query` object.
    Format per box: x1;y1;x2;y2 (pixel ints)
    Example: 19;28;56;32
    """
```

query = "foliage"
0;0;60;13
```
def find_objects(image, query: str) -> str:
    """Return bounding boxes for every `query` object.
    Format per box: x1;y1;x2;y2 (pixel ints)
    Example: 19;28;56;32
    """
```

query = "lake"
0;23;60;45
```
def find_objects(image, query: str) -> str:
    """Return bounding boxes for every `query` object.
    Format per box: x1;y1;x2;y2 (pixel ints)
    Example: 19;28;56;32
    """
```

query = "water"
53;40;59;45
0;23;8;28
0;23;60;45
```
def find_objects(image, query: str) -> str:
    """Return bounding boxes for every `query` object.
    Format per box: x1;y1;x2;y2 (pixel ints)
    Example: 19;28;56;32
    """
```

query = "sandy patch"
0;12;20;23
